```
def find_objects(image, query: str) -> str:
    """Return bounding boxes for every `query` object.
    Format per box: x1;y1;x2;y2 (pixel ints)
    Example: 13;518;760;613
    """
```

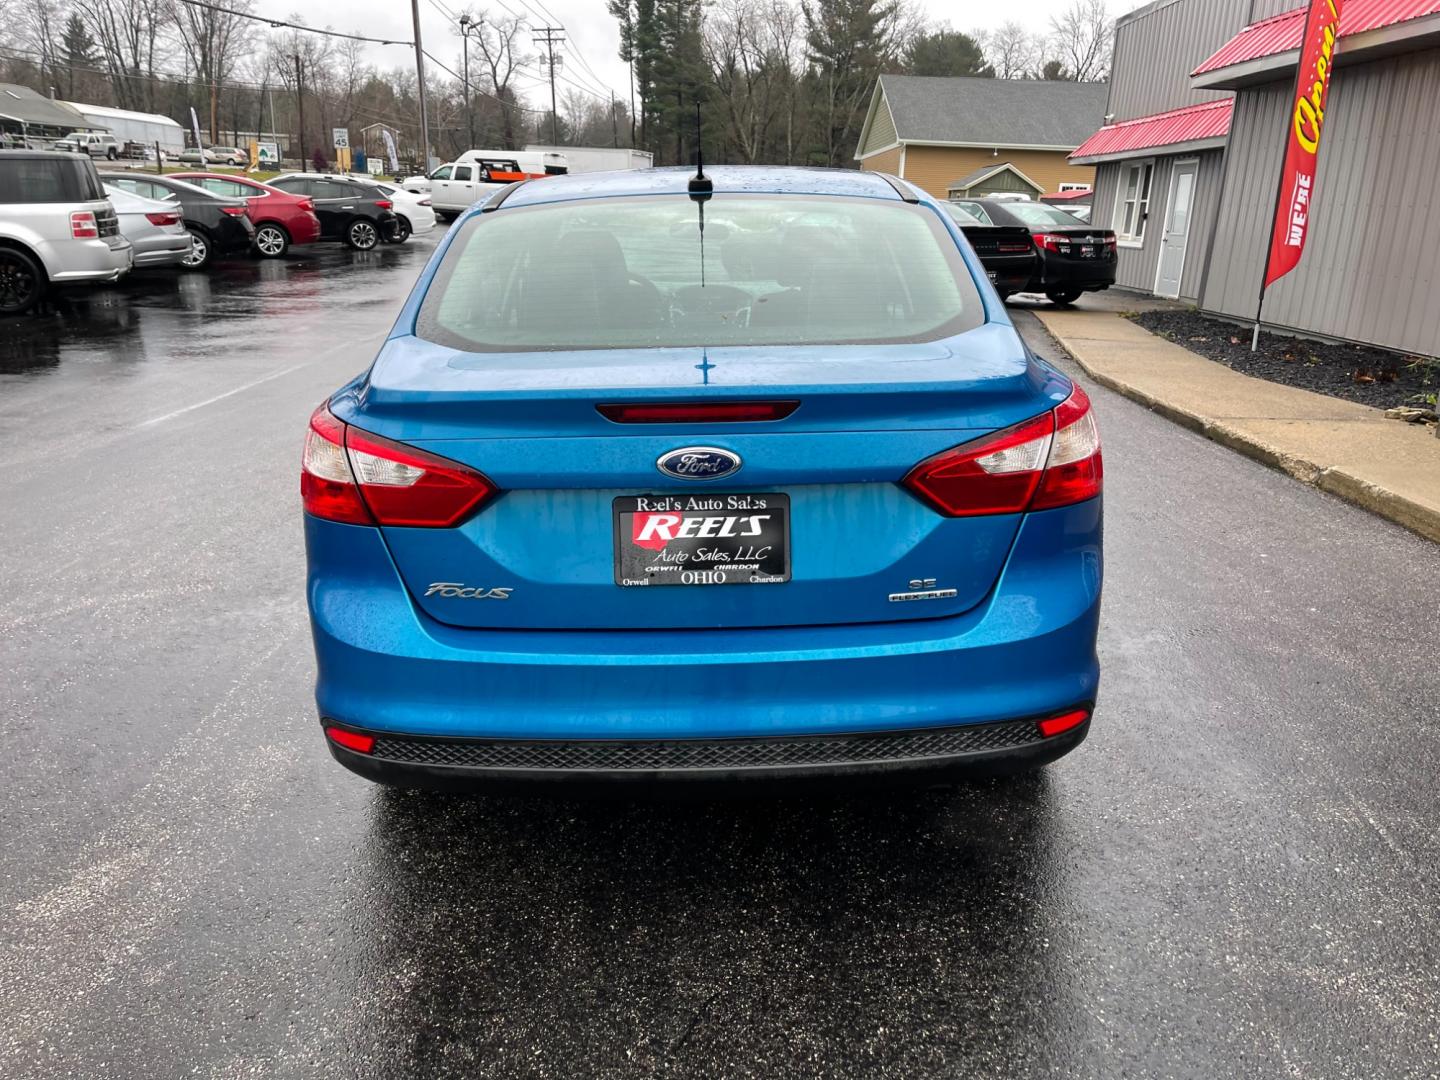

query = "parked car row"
0;151;434;314
944;197;1117;305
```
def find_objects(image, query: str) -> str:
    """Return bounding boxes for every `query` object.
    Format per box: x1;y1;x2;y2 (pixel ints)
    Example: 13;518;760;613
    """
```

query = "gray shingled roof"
951;163;1017;188
0;84;86;129
878;75;1108;148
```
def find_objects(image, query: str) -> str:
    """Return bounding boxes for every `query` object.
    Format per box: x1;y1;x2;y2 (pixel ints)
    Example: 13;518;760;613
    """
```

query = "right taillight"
302;403;497;527
903;385;1102;517
71;211;99;239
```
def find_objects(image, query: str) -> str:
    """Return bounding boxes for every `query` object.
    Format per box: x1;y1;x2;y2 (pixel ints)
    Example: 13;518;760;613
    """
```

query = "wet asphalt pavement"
2;241;1438;1080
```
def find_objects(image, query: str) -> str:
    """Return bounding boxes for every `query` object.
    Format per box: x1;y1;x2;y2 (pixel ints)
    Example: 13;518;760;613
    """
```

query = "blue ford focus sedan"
302;166;1102;787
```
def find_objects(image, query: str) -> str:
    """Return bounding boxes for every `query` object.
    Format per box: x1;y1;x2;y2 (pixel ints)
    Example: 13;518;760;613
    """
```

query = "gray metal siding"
1202;50;1440;355
1095;150;1225;301
1108;0;1251;122
1248;0;1305;21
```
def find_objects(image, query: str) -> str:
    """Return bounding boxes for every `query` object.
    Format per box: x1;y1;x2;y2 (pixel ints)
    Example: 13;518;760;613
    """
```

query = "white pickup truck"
408;151;568;218
423;160;513;220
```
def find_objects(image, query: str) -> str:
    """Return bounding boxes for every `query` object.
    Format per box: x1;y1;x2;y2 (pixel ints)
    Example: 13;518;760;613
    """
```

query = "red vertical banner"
1264;0;1345;288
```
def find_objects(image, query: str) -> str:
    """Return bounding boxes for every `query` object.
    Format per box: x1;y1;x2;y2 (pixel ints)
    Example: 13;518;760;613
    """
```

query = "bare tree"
472;11;529;150
173;0;253;142
16;0;66;97
73;0;171;111
705;0;803;164
986;20;1037;80
1048;0;1112;82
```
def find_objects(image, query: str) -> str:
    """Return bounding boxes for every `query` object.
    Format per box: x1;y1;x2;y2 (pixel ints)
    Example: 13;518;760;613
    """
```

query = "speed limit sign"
332;128;350;150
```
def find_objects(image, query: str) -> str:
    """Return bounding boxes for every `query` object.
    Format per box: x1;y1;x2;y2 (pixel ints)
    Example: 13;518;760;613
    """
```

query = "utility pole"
411;0;432;170
533;26;564;145
459;13;481;152
294;53;307;172
610;91;618;148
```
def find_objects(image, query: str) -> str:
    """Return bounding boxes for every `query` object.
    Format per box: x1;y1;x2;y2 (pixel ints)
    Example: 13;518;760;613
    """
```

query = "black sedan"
942;203;1037;301
266;174;399;251
953;198;1117;306
99;172;255;270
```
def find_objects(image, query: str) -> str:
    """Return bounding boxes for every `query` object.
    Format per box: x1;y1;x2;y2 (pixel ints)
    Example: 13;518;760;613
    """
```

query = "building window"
1058;182;1092;192
1116;159;1154;244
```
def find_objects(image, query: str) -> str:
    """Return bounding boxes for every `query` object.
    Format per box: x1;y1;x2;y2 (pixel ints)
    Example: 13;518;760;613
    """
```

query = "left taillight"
70;211;98;239
902;385;1102;517
301;403;497;527
299;198;315;211
145;211;181;226
221;205;248;217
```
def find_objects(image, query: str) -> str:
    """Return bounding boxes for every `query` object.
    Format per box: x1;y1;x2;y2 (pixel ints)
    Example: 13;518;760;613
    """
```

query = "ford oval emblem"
656;446;742;481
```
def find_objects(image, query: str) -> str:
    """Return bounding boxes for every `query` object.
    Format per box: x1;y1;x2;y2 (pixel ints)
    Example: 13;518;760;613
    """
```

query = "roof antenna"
688;98;711;198
688;98;711;287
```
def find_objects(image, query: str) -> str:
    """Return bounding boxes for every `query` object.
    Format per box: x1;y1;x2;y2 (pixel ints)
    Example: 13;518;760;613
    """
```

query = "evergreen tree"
803;0;898;167
60;14;100;100
903;30;993;78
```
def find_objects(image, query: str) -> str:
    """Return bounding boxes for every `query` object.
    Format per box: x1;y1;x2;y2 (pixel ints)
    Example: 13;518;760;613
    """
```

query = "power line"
421;51;548;114
174;0;414;47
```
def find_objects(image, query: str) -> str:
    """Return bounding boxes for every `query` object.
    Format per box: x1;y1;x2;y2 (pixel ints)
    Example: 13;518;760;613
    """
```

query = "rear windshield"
1001;203;1088;228
0;157;104;204
416;194;982;351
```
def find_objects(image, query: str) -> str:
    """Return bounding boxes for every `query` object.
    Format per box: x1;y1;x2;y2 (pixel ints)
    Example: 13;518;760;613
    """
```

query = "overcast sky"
278;0;1149;113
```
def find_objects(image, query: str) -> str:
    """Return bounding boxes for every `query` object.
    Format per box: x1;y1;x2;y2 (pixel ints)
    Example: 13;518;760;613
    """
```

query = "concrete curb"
1035;313;1440;545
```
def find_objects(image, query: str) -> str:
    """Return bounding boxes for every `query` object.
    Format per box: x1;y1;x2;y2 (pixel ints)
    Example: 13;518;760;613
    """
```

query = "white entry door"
1154;161;1197;299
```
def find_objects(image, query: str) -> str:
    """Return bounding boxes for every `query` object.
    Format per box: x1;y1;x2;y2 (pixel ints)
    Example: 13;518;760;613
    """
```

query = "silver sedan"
102;184;193;269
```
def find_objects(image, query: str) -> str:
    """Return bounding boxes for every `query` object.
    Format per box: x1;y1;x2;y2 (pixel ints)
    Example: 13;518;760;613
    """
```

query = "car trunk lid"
329;326;1069;631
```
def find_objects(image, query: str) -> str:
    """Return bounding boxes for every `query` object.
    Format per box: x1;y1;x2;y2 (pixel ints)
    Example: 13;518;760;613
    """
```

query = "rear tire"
346;218;380;251
254;223;290;259
181;228;212;270
383;216;411;244
0;247;46;315
1046;289;1082;306
106;147;118;160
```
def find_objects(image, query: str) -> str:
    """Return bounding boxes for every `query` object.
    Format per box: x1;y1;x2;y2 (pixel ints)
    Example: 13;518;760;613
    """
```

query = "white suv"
0;152;133;314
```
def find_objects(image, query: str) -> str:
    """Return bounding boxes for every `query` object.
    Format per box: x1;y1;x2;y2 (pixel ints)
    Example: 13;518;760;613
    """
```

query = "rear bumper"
978;255;1035;294
1031;256;1116;292
48;238;133;282
325;715;1091;788
132;233;193;267
306;498;1102;766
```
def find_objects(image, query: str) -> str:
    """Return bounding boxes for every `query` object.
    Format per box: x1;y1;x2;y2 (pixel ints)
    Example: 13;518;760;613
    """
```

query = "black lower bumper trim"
322;714;1092;789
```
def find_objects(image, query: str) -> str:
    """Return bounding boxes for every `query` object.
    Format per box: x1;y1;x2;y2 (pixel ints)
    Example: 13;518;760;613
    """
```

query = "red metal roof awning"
1044;189;1093;200
1194;0;1440;76
1069;99;1233;163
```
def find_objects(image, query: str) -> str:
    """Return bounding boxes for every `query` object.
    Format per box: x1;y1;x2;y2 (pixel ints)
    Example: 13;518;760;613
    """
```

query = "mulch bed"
1127;309;1438;411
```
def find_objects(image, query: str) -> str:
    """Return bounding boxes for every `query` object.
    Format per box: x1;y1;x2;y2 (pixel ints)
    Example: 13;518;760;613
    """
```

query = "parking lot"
2;240;1438;1079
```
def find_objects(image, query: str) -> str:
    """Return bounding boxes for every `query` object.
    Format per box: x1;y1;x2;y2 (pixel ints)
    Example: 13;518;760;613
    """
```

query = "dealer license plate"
614;493;790;587
1080;245;1095;258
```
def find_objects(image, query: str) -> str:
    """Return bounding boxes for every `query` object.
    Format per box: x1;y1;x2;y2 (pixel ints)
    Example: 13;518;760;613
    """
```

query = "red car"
170;172;322;258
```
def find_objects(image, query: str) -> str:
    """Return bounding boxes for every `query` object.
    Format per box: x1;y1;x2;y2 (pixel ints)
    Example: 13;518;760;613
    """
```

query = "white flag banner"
189;107;203;152
381;130;400;174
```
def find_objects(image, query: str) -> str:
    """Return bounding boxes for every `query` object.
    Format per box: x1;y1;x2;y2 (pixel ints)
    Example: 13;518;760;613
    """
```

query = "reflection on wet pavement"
0;239;435;378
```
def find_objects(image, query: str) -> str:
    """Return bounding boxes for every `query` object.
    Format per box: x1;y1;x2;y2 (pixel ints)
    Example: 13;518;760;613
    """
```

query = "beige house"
855;75;1108;200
